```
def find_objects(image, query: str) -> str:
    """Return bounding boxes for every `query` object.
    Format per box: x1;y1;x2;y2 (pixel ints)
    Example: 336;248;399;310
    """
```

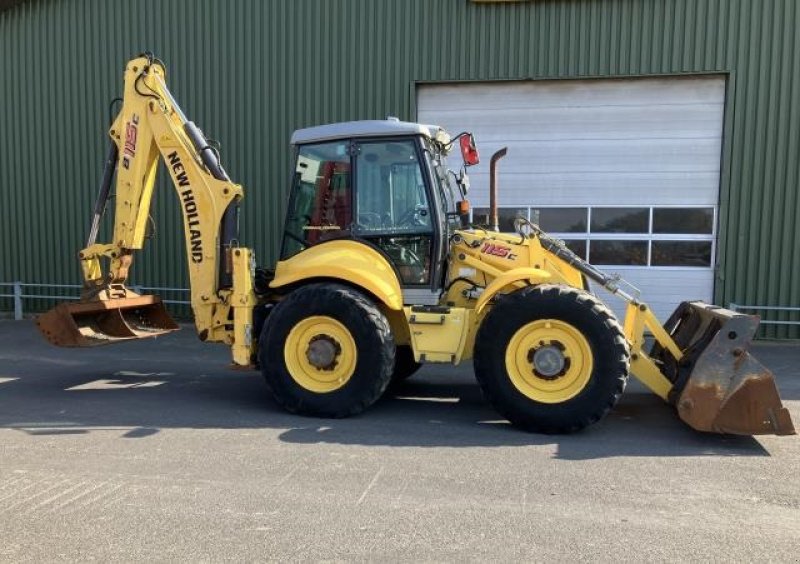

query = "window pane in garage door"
653;208;714;234
562;239;588;259
473;207;527;231
590;240;648;265
591;208;649;233
651;241;712;267
533;207;587;233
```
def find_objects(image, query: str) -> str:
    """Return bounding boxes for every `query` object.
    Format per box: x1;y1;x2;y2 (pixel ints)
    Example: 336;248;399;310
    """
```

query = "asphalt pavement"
1;320;799;561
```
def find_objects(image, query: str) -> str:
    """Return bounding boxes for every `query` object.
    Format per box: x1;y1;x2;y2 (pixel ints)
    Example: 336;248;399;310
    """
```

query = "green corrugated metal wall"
1;0;798;337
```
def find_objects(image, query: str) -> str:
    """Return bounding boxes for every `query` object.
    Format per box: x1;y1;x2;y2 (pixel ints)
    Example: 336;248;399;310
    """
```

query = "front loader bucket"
36;295;179;347
655;302;795;436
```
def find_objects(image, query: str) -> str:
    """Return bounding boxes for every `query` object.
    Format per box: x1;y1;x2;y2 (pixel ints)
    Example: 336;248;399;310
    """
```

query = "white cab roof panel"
291;119;441;145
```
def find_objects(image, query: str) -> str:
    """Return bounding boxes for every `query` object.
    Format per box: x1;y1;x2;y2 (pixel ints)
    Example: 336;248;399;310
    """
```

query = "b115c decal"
481;243;518;260
122;114;139;170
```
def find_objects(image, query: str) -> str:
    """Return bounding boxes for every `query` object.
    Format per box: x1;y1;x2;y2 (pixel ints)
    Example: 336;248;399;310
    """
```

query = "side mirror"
459;133;480;167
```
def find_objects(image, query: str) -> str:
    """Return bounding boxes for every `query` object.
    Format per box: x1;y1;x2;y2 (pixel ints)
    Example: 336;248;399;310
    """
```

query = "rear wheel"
474;284;629;433
259;283;394;418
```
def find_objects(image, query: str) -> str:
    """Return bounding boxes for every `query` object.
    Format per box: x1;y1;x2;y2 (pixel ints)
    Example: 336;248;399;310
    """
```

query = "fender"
475;267;552;315
270;240;403;310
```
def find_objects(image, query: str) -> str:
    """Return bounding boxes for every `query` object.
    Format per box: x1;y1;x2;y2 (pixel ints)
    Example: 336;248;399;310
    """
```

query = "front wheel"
259;283;395;418
474;284;629;433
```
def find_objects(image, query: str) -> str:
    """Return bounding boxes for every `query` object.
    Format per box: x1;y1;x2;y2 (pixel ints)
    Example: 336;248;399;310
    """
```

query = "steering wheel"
396;206;428;228
383;242;426;283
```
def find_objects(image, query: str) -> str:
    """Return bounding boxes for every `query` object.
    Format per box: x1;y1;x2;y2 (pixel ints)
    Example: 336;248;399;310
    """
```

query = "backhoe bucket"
655;302;795;436
36;295;179;347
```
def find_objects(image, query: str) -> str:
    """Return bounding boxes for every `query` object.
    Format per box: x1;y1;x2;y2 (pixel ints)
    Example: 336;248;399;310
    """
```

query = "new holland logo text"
122;114;139;169
481;243;518;260
167;151;203;263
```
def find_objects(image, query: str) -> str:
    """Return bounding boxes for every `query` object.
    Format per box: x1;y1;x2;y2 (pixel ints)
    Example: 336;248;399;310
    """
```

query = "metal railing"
729;303;800;326
0;282;190;320
3;284;797;327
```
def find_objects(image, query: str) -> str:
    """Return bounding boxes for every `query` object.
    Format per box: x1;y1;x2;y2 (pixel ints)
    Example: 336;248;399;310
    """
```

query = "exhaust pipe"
489;147;508;231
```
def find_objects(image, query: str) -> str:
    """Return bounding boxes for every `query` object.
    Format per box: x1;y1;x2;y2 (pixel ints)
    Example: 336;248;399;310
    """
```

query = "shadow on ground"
1;321;795;459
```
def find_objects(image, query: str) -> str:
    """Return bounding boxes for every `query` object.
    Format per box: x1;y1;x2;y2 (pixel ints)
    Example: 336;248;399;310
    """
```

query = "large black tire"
474;284;629;434
259;283;395;418
390;345;422;384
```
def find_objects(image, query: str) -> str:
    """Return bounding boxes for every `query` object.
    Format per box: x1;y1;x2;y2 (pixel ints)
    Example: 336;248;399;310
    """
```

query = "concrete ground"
0;320;798;562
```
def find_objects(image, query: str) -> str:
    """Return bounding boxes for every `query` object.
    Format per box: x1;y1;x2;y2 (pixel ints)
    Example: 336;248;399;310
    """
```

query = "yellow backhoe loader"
38;54;794;435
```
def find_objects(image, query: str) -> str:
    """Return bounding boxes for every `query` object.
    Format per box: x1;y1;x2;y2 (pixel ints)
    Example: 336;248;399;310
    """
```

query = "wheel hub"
527;343;570;380
506;319;594;404
306;335;341;370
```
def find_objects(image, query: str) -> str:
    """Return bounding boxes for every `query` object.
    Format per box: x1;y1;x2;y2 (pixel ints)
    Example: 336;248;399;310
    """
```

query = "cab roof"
291;119;443;145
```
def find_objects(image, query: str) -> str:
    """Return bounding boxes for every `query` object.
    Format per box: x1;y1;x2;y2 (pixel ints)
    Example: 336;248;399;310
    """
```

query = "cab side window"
282;141;352;259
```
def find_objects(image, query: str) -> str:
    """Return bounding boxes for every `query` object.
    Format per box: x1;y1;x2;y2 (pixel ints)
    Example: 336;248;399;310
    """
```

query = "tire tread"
259;283;394;418
474;284;629;434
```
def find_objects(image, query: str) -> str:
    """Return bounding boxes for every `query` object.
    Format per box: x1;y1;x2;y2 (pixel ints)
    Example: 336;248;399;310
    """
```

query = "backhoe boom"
38;54;256;365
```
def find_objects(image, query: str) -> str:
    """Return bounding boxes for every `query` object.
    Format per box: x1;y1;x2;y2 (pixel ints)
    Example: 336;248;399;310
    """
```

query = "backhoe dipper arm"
79;55;256;363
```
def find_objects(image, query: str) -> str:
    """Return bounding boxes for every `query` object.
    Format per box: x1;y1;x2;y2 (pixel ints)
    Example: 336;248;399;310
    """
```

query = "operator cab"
282;119;470;301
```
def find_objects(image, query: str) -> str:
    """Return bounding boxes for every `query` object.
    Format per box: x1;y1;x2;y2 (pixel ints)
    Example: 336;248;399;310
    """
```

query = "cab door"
352;138;437;289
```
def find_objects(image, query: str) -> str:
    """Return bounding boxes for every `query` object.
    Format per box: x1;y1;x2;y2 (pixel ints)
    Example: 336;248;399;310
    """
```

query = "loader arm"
445;221;794;436
38;54;256;365
535;225;795;436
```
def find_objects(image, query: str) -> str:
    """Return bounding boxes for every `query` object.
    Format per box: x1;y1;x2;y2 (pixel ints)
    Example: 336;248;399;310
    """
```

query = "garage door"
417;76;726;321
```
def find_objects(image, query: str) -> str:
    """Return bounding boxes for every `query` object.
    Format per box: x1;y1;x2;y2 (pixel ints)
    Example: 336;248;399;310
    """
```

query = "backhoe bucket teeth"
36;295;179;347
656;302;795;436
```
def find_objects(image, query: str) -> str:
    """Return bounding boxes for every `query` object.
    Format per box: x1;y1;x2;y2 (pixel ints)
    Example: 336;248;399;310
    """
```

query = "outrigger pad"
664;302;795;436
36;295;179;348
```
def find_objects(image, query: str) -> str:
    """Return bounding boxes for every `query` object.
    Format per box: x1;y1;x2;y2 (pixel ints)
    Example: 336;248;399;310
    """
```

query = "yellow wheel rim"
505;319;593;403
284;316;357;393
